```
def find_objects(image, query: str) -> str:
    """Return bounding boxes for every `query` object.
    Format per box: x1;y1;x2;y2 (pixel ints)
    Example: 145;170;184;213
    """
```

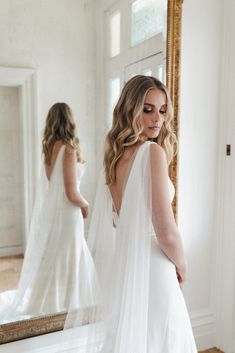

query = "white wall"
179;0;223;350
213;0;235;352
0;0;96;206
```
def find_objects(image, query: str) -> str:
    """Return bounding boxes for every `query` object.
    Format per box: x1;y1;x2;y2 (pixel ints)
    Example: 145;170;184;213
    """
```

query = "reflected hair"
42;102;84;164
104;75;177;185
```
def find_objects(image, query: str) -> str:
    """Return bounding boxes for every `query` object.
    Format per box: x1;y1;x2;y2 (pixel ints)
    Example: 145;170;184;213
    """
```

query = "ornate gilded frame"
0;0;184;345
166;0;184;219
0;312;66;344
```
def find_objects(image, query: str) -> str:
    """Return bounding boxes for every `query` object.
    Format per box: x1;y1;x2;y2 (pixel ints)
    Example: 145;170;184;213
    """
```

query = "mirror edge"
0;312;66;344
0;0;185;344
166;0;184;220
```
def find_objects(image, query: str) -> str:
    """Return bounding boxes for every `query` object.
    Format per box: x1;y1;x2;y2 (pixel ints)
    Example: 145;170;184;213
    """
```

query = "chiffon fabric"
62;141;197;353
0;145;96;322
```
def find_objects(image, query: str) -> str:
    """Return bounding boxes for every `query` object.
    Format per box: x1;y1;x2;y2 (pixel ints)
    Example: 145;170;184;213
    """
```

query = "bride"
0;102;96;321
65;75;197;353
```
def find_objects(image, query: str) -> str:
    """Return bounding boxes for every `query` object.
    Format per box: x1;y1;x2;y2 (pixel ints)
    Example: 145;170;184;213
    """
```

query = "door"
124;52;166;83
0;87;23;256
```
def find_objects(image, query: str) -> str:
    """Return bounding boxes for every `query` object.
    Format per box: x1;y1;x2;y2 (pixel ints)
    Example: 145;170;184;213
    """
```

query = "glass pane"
108;77;121;124
158;65;163;82
157;65;166;84
143;69;152;76
110;11;121;57
131;0;167;47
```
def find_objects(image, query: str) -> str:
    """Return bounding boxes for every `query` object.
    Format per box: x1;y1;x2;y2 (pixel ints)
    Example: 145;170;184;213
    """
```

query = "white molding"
190;307;215;329
0;66;38;252
212;0;235;352
0;67;34;86
19;72;39;248
189;308;215;351
0;245;23;257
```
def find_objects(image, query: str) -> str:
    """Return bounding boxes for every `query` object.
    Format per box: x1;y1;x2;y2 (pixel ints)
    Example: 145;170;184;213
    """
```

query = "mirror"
0;0;183;344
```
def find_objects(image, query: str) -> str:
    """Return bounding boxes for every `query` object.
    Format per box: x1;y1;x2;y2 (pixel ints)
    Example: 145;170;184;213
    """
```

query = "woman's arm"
150;143;187;282
63;146;89;210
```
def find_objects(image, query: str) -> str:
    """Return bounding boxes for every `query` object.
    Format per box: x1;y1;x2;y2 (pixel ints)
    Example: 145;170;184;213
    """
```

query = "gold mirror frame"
0;0;184;344
167;0;184;220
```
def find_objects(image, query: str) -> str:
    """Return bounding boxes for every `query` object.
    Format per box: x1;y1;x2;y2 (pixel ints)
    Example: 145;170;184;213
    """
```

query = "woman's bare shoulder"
149;143;168;179
63;145;76;167
149;142;166;161
64;144;76;157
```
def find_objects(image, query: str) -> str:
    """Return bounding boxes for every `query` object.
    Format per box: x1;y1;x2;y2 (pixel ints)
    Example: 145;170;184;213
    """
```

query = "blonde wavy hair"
42;102;84;165
104;75;177;185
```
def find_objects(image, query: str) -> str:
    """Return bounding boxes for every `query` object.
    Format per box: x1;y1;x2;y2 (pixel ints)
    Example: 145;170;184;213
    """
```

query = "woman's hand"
81;206;89;219
175;263;187;284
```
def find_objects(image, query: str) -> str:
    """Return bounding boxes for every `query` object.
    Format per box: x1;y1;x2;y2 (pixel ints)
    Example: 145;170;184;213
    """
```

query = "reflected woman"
1;103;96;321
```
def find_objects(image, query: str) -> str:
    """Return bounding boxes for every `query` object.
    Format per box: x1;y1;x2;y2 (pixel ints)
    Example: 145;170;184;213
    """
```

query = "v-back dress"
85;141;197;353
0;145;96;322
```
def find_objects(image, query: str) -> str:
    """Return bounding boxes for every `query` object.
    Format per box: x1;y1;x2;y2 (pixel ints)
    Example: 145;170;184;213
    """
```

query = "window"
108;77;121;125
131;0;167;47
143;69;152;76
110;11;121;57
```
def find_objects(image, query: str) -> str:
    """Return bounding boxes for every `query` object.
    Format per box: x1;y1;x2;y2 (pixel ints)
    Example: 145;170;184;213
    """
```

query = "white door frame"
124;52;165;81
213;0;235;349
0;67;38;252
96;0;166;134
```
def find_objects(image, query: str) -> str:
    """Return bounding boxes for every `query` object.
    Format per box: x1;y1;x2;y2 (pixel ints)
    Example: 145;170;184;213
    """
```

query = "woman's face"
139;88;167;140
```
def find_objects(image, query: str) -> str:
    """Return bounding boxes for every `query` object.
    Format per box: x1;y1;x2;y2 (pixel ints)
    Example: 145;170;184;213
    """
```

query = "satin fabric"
0;146;96;322
63;141;197;353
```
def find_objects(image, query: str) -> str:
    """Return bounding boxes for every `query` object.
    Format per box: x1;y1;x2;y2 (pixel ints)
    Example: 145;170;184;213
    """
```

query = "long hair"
104;75;177;185
42;102;84;164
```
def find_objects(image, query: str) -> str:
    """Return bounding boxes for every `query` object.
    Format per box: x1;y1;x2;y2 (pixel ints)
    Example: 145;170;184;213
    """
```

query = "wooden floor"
0;255;23;291
199;348;224;353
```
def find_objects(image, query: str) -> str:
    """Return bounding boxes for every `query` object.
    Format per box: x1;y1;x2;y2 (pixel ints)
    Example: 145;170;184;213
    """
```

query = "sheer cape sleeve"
61;141;153;353
0;146;69;322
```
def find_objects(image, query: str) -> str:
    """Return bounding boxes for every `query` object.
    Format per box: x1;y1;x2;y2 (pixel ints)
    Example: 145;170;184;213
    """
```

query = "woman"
66;75;197;353
1;103;96;321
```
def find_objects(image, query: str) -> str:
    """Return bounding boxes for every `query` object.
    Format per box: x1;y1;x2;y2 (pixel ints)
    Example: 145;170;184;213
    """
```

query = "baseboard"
190;308;215;351
0;245;23;257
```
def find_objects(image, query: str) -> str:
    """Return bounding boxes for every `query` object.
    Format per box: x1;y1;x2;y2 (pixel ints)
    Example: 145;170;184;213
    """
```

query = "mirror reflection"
0;0;167;325
1;102;96;322
0;0;234;352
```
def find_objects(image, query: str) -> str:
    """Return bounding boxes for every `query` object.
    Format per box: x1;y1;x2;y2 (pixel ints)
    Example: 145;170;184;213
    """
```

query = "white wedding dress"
0;145;96;322
64;141;197;353
147;224;196;352
110;147;197;353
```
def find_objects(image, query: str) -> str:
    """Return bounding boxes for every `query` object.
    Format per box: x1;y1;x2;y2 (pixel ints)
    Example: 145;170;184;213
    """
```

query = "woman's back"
109;145;140;215
44;141;85;204
44;140;64;181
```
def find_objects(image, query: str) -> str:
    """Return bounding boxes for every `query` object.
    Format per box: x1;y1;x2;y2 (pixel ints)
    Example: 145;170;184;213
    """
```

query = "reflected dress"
0;145;96;321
